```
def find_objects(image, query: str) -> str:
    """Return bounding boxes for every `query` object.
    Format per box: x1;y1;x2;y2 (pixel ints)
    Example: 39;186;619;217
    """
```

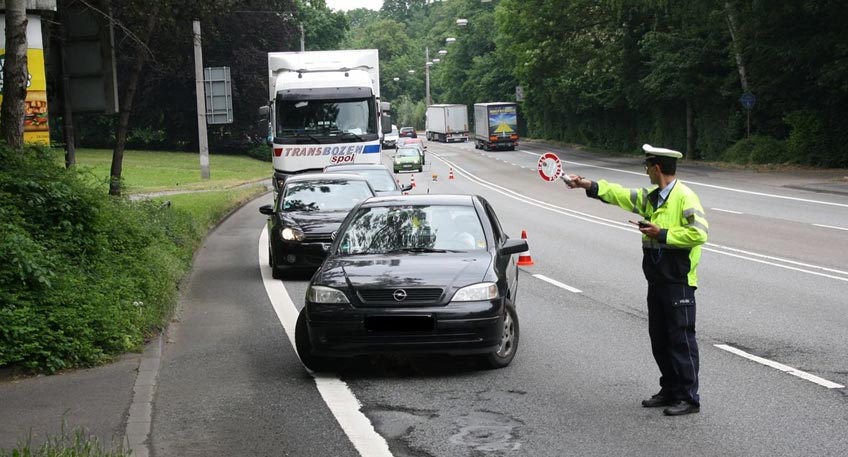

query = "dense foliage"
358;0;845;166
0;145;201;372
57;0;846;167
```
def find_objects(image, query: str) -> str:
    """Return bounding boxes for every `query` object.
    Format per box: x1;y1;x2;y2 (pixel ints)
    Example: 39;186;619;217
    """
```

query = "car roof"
324;163;390;171
360;194;476;207
285;172;370;184
403;137;423;142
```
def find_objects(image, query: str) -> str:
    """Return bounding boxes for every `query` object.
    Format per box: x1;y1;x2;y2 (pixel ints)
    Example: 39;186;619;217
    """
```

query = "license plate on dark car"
365;315;434;332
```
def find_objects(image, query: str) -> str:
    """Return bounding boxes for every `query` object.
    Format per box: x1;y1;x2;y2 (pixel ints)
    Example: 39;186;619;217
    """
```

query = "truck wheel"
482;302;519;369
295;308;336;372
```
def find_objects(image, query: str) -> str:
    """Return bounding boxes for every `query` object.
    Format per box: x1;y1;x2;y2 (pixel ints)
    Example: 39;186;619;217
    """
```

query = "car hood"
317;252;491;289
283;210;349;234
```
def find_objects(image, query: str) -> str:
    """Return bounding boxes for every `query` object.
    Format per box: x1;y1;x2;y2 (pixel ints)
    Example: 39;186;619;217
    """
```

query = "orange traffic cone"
411;176;416;188
449;168;455;180
516;230;535;266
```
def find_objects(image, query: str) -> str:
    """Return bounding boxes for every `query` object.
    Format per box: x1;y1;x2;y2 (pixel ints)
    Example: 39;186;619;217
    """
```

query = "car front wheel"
483;302;519;369
295;308;336;372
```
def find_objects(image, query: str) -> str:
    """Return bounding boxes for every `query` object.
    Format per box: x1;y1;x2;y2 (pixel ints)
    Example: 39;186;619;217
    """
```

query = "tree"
1;0;28;149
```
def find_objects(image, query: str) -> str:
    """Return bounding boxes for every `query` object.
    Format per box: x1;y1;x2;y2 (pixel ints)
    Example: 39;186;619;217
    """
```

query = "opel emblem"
392;289;407;301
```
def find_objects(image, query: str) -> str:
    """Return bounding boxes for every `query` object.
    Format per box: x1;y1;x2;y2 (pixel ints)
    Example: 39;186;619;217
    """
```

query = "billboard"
0;15;49;144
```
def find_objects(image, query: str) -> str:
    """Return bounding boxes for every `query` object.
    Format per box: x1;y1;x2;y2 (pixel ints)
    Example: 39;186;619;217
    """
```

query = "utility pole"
425;47;431;106
299;23;305;51
193;20;210;180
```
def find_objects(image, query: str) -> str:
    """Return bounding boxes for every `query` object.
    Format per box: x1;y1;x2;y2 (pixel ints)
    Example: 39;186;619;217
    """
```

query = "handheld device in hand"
629;220;649;228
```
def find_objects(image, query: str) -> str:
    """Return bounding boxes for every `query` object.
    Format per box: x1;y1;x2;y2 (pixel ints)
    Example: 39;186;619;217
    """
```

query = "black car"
323;163;413;196
259;173;376;279
294;194;529;371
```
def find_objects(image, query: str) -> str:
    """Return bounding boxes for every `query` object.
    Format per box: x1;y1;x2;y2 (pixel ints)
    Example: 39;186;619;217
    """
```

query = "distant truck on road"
258;49;391;191
425;104;469;143
474;102;518;151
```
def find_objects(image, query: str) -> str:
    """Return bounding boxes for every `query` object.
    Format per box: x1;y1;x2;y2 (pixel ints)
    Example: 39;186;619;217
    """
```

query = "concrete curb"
124;334;162;457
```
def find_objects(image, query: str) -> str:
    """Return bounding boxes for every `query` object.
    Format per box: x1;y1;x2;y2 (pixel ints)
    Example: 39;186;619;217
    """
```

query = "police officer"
564;144;708;416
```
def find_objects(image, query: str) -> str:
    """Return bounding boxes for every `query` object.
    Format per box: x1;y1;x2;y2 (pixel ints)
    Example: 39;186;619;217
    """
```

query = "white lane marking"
259;228;394;457
711;207;743;214
434;153;848;282
519;150;848;208
813;223;848;231
715;344;845;389
533;274;582;293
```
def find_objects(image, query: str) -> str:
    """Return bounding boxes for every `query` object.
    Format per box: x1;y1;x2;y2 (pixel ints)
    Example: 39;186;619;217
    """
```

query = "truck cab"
260;50;391;191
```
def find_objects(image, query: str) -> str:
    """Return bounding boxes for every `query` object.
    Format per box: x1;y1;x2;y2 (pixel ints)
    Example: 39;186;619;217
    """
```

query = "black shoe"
641;393;674;408
663;401;700;416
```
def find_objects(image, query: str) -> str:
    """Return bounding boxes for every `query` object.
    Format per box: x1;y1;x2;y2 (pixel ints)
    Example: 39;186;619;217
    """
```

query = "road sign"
537;152;562;182
515;85;524;102
740;92;756;110
204;66;233;124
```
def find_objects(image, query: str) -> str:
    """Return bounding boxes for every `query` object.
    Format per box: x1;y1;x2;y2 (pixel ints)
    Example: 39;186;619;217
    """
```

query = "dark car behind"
294;194;529;372
259;173;375;279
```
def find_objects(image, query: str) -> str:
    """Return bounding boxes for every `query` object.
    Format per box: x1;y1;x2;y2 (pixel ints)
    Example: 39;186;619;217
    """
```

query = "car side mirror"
259;204;274;215
401;184;413;192
498;238;528;256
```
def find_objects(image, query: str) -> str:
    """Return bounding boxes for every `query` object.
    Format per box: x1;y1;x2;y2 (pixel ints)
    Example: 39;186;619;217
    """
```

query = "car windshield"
396;148;419;157
327;169;396;192
336;205;487;254
275;97;376;142
282;180;373;212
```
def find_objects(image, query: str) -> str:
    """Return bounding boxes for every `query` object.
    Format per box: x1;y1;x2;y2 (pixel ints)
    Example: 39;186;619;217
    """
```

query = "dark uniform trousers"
647;283;700;406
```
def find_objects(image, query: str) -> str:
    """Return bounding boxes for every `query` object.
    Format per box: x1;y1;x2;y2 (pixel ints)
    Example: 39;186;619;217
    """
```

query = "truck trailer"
259;49;390;190
425;104;469;142
474;102;518;151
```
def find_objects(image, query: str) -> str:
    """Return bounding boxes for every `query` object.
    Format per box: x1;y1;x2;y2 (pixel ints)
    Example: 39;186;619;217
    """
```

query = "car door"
480;199;518;302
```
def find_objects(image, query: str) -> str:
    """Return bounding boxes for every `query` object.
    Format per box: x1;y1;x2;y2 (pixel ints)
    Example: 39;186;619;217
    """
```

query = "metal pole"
299;23;305;52
193;20;210;179
425;47;431;106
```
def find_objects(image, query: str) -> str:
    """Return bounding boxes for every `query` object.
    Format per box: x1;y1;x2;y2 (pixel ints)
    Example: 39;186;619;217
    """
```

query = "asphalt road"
150;140;847;456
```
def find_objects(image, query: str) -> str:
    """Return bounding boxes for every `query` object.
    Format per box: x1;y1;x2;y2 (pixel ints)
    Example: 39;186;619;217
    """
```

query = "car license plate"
364;315;434;332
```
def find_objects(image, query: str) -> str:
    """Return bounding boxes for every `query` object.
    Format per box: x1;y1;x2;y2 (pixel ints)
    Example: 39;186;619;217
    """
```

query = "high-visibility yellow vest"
594;180;708;287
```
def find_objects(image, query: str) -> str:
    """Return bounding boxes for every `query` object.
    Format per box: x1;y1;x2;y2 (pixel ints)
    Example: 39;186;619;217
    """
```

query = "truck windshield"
276;97;376;143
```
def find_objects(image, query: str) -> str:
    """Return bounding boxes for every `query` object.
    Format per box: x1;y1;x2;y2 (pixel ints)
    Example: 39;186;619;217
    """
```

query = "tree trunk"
725;1;749;93
1;0;29;149
109;5;160;196
60;0;76;167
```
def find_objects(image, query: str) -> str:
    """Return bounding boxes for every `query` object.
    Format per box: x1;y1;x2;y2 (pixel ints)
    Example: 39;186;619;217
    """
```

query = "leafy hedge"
0;145;201;372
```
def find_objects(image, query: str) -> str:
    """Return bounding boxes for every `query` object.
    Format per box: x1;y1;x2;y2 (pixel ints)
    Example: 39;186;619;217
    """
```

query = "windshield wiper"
340;131;365;141
385;247;448;254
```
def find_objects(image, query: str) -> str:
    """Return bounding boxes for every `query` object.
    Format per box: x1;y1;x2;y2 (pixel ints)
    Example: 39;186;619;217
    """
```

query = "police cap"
642;144;683;159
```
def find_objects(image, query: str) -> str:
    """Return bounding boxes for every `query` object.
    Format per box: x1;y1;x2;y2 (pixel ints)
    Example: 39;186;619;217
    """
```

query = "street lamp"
445;37;456;44
456;18;468;26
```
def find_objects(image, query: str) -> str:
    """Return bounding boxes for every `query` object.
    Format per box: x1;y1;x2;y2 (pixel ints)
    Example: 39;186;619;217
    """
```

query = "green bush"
784;110;847;167
722;135;788;164
0;144;200;372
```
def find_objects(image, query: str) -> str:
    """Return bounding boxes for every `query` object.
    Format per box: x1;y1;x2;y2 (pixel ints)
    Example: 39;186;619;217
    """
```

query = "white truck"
474;102;519;151
425;104;469;142
259;50;391;190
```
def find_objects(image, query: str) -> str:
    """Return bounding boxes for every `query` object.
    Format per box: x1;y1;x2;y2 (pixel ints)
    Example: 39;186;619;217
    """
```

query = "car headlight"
452;282;498;302
306;285;350;304
281;227;305;241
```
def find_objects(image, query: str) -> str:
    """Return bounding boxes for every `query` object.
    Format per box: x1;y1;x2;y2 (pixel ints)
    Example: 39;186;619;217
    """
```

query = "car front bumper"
304;299;505;357
272;238;332;270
